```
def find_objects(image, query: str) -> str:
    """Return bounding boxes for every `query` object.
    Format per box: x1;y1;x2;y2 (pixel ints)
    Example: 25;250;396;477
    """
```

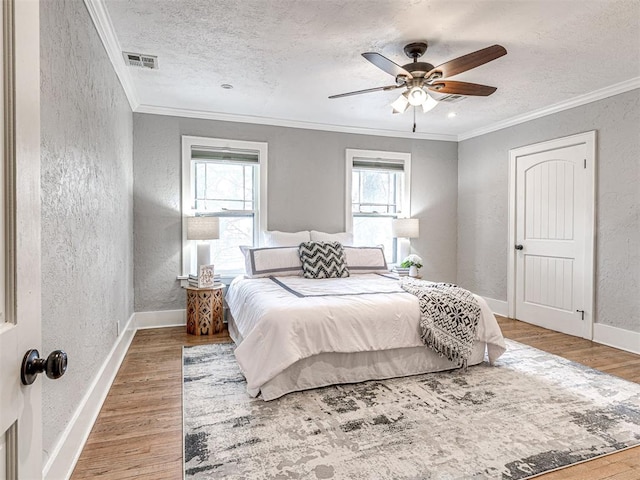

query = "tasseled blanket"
401;278;481;369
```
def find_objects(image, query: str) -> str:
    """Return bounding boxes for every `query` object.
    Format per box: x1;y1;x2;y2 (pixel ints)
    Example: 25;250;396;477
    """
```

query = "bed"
226;271;506;401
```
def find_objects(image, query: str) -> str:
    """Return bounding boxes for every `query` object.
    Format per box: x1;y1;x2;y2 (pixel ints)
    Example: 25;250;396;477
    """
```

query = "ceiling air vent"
436;94;466;103
122;52;158;69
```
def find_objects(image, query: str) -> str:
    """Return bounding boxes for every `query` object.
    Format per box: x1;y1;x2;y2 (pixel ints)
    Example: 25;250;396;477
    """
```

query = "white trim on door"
507;131;596;338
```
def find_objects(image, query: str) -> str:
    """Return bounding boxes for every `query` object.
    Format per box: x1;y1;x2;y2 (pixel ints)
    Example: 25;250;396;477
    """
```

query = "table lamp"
392;218;420;263
186;216;220;273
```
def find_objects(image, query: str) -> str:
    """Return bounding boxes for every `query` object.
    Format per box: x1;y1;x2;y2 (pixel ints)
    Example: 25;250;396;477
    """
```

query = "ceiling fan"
329;41;507;130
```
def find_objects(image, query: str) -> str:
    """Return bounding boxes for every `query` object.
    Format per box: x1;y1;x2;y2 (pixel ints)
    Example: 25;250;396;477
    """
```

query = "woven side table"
186;285;225;335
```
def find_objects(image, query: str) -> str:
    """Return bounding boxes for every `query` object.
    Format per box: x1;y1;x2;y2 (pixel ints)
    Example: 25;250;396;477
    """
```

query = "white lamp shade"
421;94;438;113
391;93;410;114
186;216;220;240
392;218;419;238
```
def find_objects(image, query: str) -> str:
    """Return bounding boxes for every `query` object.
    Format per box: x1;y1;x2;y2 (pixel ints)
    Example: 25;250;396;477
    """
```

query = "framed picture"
198;264;215;288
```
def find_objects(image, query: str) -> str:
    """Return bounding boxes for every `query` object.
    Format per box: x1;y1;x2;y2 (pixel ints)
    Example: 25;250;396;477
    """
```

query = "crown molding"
457;77;640;141
134;104;458;142
125;79;640;144
84;0;139;110
83;0;637;144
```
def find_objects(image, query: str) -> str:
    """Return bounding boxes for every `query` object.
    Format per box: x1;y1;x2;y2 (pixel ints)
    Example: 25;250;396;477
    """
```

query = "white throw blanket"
226;274;507;397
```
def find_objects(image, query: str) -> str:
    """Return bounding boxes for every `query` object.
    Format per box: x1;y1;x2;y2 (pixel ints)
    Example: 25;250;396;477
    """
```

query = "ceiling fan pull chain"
413;107;416;133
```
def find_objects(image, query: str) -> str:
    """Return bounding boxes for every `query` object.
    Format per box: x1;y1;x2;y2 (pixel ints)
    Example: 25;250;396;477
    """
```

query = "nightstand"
186;285;225;335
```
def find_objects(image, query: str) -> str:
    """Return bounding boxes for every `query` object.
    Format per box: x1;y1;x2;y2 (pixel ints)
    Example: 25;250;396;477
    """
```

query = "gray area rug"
183;340;640;479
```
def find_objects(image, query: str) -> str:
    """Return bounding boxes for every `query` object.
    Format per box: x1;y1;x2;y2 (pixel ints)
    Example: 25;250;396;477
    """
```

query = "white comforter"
226;274;506;397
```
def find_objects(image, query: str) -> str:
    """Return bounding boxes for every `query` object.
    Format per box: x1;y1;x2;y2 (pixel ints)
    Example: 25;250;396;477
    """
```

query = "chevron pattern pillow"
298;241;350;279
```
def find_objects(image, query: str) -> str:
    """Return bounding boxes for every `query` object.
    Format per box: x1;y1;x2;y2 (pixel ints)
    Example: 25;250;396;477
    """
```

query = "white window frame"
181;135;268;277
345;149;411;261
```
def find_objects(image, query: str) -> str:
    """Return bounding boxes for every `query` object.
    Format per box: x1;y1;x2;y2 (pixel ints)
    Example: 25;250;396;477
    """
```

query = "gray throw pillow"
298;241;350;279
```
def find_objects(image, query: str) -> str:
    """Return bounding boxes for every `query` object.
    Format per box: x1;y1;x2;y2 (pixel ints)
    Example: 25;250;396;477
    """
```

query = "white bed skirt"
229;315;486;401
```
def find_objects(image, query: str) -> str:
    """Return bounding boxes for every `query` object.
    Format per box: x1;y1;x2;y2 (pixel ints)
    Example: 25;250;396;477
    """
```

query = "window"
345;149;411;263
182;136;267;276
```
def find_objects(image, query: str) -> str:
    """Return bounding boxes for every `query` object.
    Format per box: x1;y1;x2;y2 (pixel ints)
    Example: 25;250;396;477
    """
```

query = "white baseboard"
593;323;640;355
483;297;509;317
135;309;186;329
43;312;136;480
43;308;187;479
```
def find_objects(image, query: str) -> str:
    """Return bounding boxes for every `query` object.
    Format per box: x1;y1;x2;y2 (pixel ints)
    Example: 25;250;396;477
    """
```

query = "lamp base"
397;238;410;264
196;242;211;273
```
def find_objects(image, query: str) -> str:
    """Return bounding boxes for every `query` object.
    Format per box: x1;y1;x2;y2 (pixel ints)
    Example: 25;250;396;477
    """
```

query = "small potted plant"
401;254;423;278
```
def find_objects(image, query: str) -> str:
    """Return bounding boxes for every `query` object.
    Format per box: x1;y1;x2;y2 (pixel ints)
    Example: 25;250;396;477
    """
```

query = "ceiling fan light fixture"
391;93;410;114
407;86;427;106
330;42;506;131
421;94;438;113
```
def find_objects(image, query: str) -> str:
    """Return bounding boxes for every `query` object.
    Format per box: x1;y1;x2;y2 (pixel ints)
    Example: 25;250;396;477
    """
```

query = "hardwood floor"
71;318;640;479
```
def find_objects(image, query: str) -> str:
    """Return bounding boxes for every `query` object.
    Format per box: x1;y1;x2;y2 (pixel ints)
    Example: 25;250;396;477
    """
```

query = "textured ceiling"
103;0;640;138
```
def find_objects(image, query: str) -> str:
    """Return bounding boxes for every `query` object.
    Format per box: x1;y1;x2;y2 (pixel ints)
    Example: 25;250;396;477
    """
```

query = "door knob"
21;349;68;385
515;244;524;250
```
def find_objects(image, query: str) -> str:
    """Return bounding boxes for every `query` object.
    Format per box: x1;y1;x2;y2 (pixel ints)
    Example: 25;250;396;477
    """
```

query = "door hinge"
576;309;585;320
584;159;586;169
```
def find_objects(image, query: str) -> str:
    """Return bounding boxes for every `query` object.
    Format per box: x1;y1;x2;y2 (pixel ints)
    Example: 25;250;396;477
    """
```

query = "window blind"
191;147;259;164
352;157;405;172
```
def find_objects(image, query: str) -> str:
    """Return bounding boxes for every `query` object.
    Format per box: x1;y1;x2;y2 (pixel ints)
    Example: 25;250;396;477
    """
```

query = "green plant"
400;254;423;269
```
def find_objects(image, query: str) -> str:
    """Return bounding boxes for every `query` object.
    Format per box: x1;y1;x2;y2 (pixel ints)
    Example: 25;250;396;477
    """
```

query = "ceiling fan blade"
329;84;403;99
362;52;413;79
426;45;507;79
428;80;497;96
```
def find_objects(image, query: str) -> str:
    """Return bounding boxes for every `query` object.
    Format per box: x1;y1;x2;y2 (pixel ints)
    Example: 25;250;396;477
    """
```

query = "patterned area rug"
183;340;640;479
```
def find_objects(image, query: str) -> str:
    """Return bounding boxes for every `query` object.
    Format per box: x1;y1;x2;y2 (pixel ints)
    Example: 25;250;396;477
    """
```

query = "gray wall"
457;89;639;332
133;114;458;311
40;0;134;458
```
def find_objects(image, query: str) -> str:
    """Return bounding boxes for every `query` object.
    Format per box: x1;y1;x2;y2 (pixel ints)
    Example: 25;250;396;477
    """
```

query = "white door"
0;1;42;478
508;132;595;339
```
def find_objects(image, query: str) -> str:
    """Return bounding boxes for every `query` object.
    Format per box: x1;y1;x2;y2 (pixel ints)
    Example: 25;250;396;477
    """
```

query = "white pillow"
263;230;310;247
240;246;303;278
343;246;388;273
309;230;354;246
